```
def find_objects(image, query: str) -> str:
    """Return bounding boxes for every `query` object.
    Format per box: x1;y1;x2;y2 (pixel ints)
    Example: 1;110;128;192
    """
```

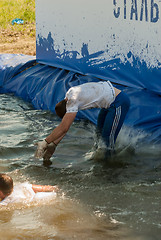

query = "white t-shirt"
0;183;56;205
65;81;115;113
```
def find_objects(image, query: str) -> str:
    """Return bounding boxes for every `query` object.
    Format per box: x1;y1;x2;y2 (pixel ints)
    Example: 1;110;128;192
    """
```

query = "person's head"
55;99;67;118
0;173;13;201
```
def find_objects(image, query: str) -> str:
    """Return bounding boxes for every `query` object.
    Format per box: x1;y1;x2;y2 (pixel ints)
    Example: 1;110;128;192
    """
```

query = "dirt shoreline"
0;28;36;56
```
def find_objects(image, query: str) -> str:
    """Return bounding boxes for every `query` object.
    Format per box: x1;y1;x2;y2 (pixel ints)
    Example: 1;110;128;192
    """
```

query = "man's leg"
95;108;108;148
102;92;130;156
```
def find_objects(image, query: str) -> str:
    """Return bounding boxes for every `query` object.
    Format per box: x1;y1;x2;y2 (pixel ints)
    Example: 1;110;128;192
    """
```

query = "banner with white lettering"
36;0;161;93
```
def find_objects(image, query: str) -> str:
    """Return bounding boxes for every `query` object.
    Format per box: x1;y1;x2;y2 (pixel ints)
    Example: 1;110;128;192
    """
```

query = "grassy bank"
0;0;36;55
0;0;35;28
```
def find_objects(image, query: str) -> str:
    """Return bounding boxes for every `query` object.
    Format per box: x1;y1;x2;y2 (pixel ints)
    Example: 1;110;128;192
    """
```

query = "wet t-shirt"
0;183;56;205
65;81;115;113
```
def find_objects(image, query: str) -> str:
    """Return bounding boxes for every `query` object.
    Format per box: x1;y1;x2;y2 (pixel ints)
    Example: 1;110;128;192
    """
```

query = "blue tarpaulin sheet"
0;54;161;143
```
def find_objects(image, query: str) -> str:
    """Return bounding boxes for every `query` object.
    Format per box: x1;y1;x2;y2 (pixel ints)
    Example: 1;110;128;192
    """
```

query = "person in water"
35;81;130;162
0;173;58;205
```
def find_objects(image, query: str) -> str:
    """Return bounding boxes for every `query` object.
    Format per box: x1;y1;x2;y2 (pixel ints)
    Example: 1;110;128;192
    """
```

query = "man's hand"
34;140;48;159
43;142;57;161
34;140;57;166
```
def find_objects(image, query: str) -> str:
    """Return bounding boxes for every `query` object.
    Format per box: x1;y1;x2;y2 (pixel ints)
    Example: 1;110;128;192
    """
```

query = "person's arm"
34;112;77;160
32;184;58;193
45;112;77;144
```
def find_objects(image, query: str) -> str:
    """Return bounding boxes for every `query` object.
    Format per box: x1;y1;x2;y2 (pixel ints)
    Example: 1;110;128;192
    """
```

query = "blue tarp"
1;54;161;143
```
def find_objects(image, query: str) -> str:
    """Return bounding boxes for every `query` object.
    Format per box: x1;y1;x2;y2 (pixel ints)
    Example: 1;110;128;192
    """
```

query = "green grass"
0;0;35;30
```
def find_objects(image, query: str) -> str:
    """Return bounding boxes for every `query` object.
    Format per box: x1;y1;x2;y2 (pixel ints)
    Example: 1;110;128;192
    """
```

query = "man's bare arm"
34;112;77;160
45;112;77;145
32;184;58;193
